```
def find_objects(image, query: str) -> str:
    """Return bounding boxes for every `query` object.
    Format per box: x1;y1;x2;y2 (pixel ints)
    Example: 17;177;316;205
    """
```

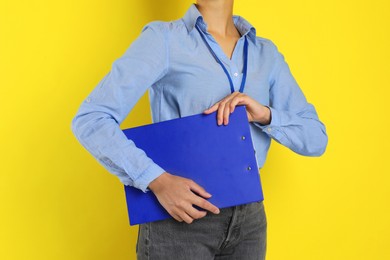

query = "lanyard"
195;24;248;94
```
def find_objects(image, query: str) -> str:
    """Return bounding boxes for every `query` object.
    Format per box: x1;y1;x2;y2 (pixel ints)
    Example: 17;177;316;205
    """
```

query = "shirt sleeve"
71;22;169;192
253;42;328;156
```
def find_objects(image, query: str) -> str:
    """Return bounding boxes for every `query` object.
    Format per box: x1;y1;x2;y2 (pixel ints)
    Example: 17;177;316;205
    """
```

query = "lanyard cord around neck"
195;24;248;94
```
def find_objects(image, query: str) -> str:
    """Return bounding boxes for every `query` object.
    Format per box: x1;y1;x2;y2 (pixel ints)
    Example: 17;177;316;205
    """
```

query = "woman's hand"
148;172;220;224
203;91;271;125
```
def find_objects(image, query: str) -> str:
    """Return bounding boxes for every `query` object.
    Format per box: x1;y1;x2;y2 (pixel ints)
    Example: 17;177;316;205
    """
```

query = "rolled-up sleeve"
253;42;328;156
71;22;169;192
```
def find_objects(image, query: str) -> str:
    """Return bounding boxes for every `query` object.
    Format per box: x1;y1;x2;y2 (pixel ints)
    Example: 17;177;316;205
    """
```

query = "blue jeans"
136;201;267;259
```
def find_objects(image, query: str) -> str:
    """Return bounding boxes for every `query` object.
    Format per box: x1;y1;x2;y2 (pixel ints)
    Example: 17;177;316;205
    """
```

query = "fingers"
188;179;212;198
229;95;245;114
203;92;239;115
217;92;241;125
203;92;247;125
171;212;184;222
222;102;231;125
178;211;196;224
192;196;220;215
172;183;219;224
175;197;217;224
187;180;220;215
216;101;227;125
203;103;219;114
174;207;207;224
186;180;219;216
152;174;220;224
170;199;210;224
184;206;208;221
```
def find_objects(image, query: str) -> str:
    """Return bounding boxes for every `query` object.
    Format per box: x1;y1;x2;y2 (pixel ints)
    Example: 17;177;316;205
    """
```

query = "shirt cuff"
132;163;166;193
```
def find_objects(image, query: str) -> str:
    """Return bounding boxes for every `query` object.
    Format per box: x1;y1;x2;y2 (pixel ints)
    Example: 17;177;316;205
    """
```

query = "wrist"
255;106;271;125
148;172;170;192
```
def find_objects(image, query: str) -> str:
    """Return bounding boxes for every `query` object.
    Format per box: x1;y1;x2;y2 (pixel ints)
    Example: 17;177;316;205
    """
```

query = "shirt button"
86;97;91;103
234;72;239;77
267;127;272;132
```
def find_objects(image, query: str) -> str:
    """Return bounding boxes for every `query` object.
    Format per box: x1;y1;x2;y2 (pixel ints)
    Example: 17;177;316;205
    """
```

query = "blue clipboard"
122;105;264;225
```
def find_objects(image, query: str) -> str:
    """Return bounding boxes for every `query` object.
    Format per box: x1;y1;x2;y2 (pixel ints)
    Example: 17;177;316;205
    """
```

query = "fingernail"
215;209;220;214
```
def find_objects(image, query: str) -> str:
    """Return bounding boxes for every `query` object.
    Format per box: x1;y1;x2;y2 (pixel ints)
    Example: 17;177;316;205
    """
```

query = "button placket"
229;63;241;90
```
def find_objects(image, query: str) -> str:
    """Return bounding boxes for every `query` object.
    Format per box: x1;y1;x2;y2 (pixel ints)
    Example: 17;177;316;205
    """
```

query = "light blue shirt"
71;4;328;192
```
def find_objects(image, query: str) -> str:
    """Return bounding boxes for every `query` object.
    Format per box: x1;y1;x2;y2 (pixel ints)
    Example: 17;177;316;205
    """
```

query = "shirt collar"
182;4;257;45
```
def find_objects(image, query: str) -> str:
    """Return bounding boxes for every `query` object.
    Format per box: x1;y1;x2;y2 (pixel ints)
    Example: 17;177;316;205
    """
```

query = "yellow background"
1;0;389;259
